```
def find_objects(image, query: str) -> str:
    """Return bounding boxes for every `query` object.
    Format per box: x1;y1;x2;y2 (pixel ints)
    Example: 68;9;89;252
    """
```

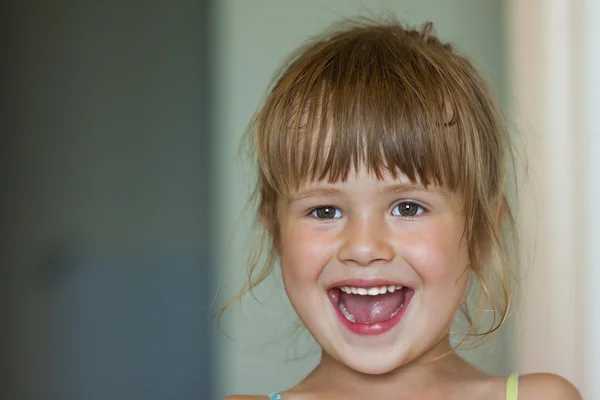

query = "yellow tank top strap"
506;373;519;400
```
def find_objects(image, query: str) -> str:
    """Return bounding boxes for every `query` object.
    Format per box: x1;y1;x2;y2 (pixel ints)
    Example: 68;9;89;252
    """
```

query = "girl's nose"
337;216;394;267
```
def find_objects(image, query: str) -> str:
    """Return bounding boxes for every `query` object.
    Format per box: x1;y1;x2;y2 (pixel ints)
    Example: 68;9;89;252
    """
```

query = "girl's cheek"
398;222;467;280
280;223;333;279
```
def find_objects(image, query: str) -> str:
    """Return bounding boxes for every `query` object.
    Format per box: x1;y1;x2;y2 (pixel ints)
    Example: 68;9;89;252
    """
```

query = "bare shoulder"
518;373;582;400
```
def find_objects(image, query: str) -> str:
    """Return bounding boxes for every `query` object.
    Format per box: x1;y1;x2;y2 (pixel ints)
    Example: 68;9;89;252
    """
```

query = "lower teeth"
339;301;356;323
388;304;403;319
338;300;404;324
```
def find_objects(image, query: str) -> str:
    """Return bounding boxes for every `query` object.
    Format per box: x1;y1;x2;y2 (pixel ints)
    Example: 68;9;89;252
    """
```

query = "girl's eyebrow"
290;187;343;201
380;183;449;196
289;183;448;201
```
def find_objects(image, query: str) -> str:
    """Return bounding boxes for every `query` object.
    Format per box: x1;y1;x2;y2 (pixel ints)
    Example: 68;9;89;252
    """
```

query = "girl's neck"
296;334;483;398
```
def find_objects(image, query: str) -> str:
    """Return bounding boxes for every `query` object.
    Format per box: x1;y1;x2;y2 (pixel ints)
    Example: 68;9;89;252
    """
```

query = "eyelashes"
308;201;428;221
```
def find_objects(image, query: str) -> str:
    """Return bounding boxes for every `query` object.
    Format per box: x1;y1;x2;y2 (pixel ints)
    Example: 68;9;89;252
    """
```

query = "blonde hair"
220;17;521;349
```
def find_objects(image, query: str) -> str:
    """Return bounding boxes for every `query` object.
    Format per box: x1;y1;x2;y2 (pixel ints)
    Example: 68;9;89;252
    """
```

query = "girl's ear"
260;214;274;235
259;201;277;234
259;205;281;252
262;217;281;253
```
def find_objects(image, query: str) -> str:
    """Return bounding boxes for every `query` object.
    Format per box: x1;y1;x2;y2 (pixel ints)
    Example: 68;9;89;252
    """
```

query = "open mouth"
328;282;413;335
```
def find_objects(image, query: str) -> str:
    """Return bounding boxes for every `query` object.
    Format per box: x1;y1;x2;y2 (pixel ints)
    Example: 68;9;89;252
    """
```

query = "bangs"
253;22;503;199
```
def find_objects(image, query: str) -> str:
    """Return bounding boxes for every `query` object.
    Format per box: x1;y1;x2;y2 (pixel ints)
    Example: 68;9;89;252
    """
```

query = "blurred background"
2;1;597;399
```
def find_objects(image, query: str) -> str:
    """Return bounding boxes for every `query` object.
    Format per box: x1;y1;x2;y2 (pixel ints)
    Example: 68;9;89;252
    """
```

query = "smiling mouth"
329;285;412;325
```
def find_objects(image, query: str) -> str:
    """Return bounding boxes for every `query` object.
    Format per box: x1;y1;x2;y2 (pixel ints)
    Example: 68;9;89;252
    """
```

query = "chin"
345;358;403;375
329;342;415;376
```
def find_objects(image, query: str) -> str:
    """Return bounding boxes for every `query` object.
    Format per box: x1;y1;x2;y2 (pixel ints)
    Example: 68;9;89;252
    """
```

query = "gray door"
3;2;216;398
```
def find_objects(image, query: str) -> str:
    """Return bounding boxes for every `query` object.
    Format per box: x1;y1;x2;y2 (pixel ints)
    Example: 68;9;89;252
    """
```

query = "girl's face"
275;165;469;374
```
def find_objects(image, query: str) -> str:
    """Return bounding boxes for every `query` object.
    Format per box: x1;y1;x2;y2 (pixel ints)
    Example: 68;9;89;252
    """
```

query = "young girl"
222;18;581;400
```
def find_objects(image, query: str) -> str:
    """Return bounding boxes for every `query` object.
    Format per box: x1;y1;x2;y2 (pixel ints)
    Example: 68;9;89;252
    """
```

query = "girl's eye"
311;206;343;220
392;202;425;218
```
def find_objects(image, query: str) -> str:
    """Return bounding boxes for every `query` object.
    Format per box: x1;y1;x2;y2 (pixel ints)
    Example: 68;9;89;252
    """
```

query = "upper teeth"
339;285;403;295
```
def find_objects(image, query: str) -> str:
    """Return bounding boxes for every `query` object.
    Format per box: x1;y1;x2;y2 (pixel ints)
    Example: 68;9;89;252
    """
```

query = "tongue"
340;289;406;324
